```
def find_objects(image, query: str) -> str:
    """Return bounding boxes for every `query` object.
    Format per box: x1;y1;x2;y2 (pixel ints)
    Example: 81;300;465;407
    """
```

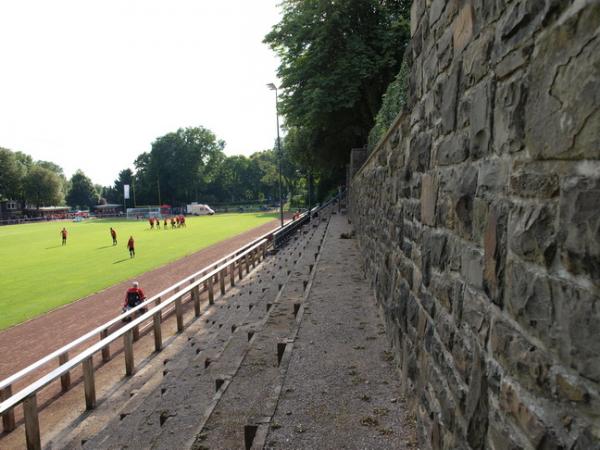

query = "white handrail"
0;237;268;415
0;226;280;393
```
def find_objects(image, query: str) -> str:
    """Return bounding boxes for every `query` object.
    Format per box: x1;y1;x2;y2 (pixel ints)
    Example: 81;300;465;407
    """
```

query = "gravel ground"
264;214;417;450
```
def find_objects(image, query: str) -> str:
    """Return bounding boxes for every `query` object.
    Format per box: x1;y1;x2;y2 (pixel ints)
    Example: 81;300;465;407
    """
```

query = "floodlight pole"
268;83;285;228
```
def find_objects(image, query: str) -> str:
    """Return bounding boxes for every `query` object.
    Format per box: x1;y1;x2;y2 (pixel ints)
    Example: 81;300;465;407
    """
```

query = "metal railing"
0;237;270;450
0;200;338;449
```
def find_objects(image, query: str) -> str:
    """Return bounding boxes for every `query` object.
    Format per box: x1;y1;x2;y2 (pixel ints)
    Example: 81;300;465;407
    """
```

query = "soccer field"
0;213;277;330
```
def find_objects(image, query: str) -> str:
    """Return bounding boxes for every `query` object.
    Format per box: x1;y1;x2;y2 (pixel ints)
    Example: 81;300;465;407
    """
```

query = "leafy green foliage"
0;147;69;208
367;59;409;151
264;0;411;180
66;170;99;209
0;147;26;201
132;126;226;205
23;166;64;207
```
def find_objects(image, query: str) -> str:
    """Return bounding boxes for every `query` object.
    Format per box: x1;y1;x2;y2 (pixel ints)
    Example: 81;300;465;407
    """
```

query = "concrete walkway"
262;214;417;449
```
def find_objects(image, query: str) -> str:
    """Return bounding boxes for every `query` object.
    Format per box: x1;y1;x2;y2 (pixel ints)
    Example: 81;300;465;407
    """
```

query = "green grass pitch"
0;213;277;330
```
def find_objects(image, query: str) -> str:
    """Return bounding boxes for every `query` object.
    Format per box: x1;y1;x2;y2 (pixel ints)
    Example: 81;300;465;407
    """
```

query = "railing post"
219;269;226;295
132;323;140;342
100;329;110;362
229;263;235;287
207;277;214;305
192;285;201;317
155;296;162;322
238;259;243;279
0;385;15;432
23;393;41;450
175;297;184;332
153;312;162;352
245;255;250;274
124;330;134;376
262;242;266;260
82;357;96;410
58;352;70;392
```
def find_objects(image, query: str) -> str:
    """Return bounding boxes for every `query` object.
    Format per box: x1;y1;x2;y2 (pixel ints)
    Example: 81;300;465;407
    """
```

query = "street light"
267;82;284;228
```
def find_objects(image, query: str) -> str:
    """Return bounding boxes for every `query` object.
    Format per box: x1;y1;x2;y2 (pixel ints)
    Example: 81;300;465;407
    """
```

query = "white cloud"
0;0;281;185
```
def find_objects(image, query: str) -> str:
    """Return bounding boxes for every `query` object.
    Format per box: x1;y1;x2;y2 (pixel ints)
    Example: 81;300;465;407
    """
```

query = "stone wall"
349;1;599;448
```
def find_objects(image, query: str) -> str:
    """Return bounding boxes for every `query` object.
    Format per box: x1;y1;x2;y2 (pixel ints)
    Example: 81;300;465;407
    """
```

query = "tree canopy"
264;0;411;182
23;166;64;208
66;170;99;209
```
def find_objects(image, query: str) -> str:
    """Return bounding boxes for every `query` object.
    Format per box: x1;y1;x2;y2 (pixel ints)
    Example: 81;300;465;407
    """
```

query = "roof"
94;204;122;209
38;206;70;211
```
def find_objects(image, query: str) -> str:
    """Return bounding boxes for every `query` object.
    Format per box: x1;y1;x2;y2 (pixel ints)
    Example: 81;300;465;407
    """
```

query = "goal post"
126;207;162;220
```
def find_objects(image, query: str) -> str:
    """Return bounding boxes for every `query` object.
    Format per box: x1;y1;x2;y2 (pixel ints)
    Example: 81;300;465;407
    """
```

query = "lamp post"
267;82;284;228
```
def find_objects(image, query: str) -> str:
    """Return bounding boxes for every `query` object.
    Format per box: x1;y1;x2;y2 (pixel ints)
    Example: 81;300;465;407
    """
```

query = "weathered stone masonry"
349;1;599;449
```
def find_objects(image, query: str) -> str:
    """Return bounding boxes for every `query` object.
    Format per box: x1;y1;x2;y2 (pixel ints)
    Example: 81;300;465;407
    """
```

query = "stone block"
451;332;474;384
483;203;508;306
490;318;551;394
487;408;533;450
505;259;553;341
435;132;469;166
469;78;494;159
465;344;488;450
495;45;532;80
452;165;478;239
429;0;446;26
462;30;493;86
554;373;590;403
440;64;460;133
453;3;474;53
508;202;557;268
495;0;547;54
559;175;600;284
472;198;489;245
525;4;600;160
461;288;489;343
477;158;508;197
410;0;425;37
550;277;600;382
461;247;484;290
437;26;454;72
422;228;448;270
498;380;547;448
510;161;559;198
493;72;527;154
421;173;438;226
409;132;432;173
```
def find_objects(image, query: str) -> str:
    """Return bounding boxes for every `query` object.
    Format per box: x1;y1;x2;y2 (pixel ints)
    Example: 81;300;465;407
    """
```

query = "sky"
0;0;282;186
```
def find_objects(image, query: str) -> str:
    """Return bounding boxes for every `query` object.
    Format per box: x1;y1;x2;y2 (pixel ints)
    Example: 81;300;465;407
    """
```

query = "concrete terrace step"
193;218;331;450
50;211;333;449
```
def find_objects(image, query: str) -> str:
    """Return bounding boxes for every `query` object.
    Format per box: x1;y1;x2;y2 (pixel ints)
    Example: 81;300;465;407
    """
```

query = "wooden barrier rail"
0;238;269;450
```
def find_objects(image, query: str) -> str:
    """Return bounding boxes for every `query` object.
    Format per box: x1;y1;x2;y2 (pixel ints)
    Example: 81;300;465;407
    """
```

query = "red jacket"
124;287;145;307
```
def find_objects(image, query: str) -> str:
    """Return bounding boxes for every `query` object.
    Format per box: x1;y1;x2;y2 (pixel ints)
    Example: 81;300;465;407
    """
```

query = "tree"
36;160;68;201
111;168;134;205
149;126;225;205
22;165;64;208
264;0;411;178
0;147;25;201
66;170;99;209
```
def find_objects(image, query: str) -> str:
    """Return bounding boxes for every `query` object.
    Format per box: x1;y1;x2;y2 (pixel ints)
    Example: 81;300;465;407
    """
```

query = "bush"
367;60;409;152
